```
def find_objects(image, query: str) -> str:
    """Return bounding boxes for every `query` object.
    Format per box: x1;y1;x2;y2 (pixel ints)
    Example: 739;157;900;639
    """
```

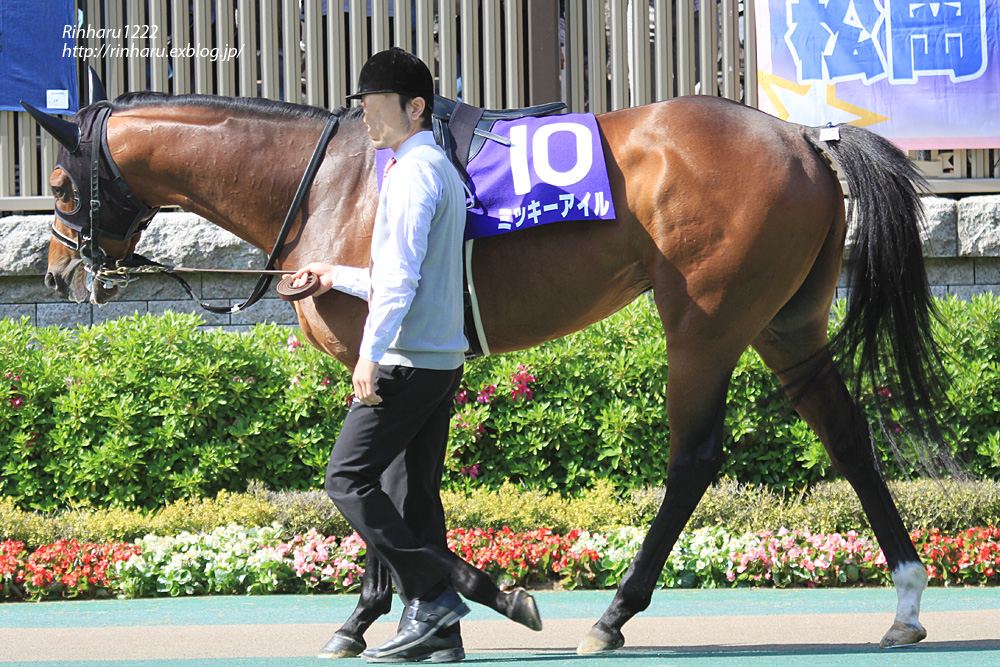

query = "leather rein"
54;109;341;314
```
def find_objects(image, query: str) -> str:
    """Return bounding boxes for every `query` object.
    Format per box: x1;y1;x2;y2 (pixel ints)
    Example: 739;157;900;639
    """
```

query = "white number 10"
509;123;594;196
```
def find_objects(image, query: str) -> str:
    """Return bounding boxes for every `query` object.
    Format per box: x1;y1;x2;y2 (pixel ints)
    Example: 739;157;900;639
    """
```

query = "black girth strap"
130;113;341;314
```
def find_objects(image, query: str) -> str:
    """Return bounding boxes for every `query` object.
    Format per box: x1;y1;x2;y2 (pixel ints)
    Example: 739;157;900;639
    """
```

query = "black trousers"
325;364;463;602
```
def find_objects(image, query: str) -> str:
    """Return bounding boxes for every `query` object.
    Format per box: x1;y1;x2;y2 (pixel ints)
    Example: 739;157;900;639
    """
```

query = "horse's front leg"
319;447;408;659
578;353;734;654
318;552;394;658
755;339;928;648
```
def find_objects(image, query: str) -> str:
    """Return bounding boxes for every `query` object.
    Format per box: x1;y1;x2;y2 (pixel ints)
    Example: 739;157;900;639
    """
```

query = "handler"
285;48;471;663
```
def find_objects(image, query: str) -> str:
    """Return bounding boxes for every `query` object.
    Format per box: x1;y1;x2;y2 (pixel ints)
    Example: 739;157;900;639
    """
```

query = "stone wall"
3;196;1000;330
839;195;1000;301
0;212;297;331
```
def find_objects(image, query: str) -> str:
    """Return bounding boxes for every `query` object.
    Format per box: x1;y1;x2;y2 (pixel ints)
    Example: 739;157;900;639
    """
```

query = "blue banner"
0;0;79;114
756;0;1000;149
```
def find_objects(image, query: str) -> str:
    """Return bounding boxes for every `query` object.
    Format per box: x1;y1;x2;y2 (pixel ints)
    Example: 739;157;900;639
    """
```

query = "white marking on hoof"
883;561;928;648
880;620;928;648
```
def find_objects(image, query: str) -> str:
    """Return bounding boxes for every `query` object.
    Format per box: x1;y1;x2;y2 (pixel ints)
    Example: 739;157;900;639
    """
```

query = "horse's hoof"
508;588;543;631
576;625;625;655
879;620;927;649
317;632;366;659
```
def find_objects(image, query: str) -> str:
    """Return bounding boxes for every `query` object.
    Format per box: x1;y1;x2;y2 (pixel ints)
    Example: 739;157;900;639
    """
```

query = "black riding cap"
346;47;434;111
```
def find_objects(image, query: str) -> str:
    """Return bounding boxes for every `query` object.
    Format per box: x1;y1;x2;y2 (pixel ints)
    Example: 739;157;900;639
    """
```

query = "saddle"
430;96;566;361
431;96;567;183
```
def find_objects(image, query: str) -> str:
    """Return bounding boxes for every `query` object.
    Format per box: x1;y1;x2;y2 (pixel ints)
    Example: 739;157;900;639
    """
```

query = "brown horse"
28;90;944;654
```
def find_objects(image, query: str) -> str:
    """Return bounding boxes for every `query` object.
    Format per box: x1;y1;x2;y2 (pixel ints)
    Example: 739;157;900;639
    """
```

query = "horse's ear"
20;101;81;152
88;66;109;105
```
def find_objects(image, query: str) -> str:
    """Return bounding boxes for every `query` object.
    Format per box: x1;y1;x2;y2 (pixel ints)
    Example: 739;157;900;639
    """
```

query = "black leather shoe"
361;632;464;663
317;632;366;659
363;589;470;659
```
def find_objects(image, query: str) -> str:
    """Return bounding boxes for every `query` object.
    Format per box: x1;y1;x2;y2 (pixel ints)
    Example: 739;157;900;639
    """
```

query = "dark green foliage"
0;312;351;511
2;295;1000;511
932;296;1000;477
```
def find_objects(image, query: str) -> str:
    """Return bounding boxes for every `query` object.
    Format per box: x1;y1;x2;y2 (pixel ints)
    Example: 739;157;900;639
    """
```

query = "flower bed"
448;526;600;589
2;525;998;602
1;538;140;601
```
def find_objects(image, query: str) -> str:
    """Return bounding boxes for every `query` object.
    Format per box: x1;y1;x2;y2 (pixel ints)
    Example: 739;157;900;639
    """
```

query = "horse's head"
23;70;157;305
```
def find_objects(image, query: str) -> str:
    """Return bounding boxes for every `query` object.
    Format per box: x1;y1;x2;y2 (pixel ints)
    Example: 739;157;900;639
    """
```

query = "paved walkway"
3;588;999;666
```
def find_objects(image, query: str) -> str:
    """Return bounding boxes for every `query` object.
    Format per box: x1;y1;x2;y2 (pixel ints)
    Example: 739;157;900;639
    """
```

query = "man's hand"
353;357;382;405
282;262;337;298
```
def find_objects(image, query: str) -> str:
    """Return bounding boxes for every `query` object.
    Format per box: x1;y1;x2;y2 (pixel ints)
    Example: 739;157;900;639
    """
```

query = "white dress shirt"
359;130;468;369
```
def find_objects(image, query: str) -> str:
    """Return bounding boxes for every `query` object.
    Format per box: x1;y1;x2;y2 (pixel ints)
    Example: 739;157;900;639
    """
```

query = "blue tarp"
0;0;79;114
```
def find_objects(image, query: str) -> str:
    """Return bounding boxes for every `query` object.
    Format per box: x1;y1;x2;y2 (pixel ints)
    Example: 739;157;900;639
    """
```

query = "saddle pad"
376;113;616;240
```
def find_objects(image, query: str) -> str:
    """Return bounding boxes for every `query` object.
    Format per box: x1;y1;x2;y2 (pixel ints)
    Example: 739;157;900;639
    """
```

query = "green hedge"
3;295;1000;511
3;478;998;549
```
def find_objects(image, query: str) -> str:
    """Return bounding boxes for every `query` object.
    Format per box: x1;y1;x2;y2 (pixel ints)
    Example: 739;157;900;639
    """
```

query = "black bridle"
54;106;341;314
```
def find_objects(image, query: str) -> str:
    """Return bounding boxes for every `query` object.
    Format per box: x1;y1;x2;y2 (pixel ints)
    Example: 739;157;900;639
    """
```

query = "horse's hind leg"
753;326;927;648
578;341;738;654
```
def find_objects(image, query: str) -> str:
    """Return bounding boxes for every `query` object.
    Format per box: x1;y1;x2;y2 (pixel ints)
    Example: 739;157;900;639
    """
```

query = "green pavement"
3;587;1000;627
3;588;999;666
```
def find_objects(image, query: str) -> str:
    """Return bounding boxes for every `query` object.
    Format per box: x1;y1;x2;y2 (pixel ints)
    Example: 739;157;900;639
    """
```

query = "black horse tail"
807;124;950;455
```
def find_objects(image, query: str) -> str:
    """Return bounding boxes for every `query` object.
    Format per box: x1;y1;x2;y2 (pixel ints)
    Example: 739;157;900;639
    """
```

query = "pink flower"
461;464;480;479
286;334;302;351
455;390;469;405
477;385;497;404
510;367;536;401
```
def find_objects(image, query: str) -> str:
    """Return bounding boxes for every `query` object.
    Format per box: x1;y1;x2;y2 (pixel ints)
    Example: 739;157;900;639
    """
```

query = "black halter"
53;104;341;314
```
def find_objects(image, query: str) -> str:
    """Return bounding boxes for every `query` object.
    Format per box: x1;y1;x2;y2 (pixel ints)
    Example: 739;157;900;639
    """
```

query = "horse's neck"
108;108;372;260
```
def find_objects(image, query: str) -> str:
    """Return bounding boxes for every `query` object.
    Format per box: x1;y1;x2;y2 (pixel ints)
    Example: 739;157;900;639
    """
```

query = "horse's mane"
110;91;364;122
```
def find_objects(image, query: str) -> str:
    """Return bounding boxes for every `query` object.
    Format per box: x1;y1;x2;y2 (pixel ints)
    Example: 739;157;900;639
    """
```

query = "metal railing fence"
1;0;996;212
